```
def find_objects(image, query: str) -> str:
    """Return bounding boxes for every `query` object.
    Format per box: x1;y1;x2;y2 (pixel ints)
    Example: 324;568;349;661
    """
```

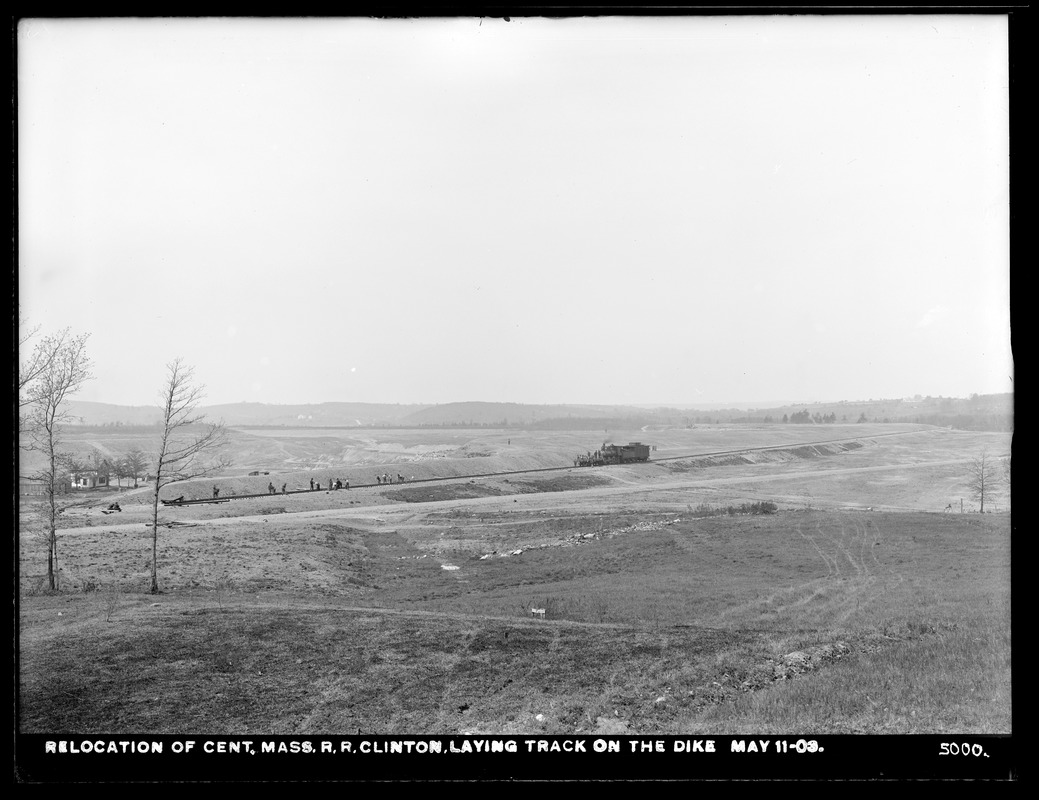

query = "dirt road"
51;456;979;537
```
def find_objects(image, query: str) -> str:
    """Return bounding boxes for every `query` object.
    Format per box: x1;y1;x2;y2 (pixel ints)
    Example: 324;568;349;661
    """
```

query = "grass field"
17;424;1012;737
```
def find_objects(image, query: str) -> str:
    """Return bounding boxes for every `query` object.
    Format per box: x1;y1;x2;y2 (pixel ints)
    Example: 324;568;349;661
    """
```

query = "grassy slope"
18;509;1010;735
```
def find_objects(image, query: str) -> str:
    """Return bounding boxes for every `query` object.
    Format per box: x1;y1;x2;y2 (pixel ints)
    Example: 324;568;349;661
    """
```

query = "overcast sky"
17;15;1012;408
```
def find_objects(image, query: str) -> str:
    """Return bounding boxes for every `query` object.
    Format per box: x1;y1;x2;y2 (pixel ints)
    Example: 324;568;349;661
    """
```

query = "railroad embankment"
659;440;866;473
56;439;878;510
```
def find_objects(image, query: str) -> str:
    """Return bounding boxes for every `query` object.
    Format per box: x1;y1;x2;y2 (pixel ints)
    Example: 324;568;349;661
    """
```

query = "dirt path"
52;590;661;633
51;456;977;538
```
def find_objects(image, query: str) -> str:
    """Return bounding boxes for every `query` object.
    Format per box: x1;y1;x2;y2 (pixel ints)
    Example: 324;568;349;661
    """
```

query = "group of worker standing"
209;471;421;499
309;477;349;491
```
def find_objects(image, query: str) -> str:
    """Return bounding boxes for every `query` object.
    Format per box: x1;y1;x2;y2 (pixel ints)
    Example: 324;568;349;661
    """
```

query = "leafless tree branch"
19;330;93;591
149;358;230;593
19;327;74;408
966;449;998;514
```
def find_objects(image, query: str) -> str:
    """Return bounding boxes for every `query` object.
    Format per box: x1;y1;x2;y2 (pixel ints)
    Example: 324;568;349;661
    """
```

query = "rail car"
574;441;651;467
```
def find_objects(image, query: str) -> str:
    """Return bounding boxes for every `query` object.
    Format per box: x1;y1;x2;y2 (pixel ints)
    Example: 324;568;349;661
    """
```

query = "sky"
17;15;1013;409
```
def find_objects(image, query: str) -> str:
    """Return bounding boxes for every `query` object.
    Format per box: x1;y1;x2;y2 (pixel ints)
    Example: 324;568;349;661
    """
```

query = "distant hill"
63;400;430;428
203;402;428;427
398;402;668;427
62;401;166;427
60;393;1013;432
725;393;1014;431
61;400;682;429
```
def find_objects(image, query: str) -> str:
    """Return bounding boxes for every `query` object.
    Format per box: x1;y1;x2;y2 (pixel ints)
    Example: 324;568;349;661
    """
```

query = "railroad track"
159;429;930;507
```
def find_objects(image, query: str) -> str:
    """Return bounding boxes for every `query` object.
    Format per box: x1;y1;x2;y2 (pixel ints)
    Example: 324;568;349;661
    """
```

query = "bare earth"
18;423;1012;741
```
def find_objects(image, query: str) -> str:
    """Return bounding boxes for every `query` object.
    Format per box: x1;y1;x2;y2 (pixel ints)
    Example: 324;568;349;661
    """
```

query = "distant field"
22;421;969;477
18;425;1012;738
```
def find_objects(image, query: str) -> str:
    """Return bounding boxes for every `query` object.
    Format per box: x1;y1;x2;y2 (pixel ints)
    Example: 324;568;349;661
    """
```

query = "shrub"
690;501;778;519
101;583;120;623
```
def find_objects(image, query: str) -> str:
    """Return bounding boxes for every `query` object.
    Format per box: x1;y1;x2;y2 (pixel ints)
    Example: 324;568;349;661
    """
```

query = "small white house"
71;470;109;489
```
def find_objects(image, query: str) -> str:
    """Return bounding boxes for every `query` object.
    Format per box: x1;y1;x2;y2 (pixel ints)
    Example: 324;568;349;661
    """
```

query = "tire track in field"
718;517;887;627
833;515;891;624
798;519;842;579
834;518;866;579
795;516;900;626
711;516;848;624
858;515;906;591
853;517;872;578
789;518;879;625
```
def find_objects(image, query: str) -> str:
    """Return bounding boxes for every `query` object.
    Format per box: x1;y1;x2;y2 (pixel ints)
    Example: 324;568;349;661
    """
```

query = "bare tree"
62;454;88;479
966;450;999;514
149;359;229;594
18;322;47;402
111;457;128;488
88;447;113;487
122;447;149;488
20;326;71;421
21;331;93;590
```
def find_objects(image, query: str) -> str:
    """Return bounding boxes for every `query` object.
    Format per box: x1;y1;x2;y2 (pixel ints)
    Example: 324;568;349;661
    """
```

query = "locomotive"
574;441;651;467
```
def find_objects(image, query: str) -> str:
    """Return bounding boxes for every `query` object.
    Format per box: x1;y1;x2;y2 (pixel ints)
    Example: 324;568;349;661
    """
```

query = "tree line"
19;325;229;594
